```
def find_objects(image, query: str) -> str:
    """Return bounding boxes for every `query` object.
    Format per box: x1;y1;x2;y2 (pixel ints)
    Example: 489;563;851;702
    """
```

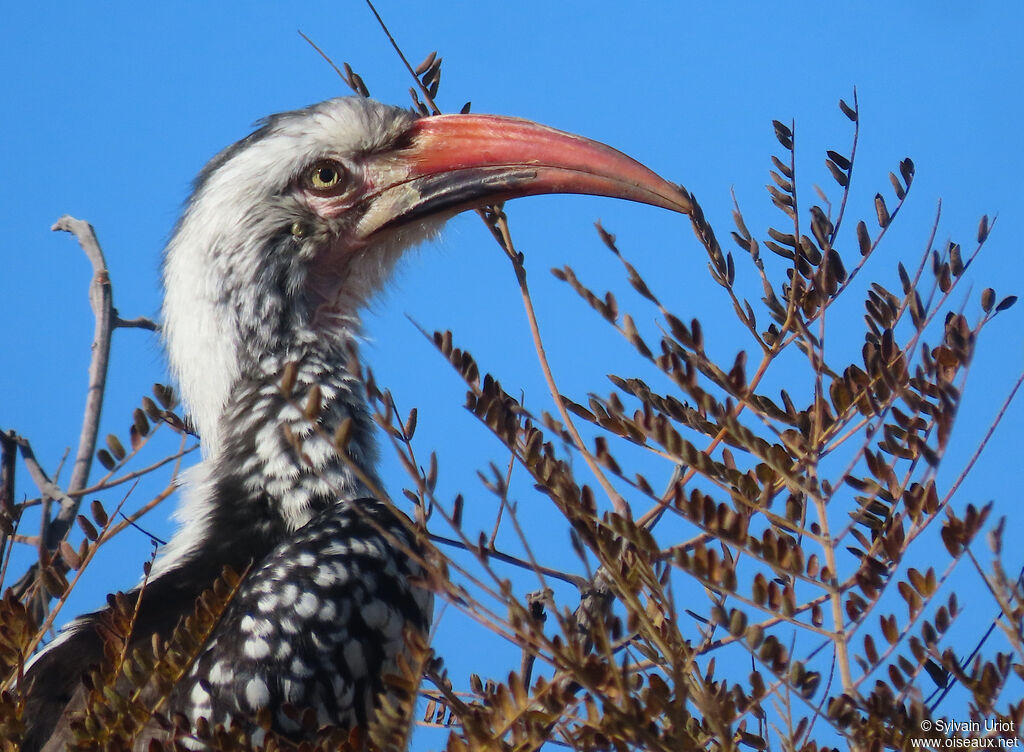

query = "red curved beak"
355;113;690;238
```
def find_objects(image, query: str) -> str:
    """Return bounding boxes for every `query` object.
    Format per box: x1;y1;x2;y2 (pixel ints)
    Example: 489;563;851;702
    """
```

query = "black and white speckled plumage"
22;98;437;751
174;498;431;743
153;332;385;579
23;327;433;750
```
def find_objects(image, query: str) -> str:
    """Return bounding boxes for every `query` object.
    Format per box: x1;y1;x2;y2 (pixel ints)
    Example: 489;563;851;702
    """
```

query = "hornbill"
21;96;691;749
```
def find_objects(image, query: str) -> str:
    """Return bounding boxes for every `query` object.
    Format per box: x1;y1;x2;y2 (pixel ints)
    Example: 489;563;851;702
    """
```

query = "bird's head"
162;96;690;451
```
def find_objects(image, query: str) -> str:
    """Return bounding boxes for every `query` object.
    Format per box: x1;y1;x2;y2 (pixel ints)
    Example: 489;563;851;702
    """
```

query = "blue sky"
2;2;1022;745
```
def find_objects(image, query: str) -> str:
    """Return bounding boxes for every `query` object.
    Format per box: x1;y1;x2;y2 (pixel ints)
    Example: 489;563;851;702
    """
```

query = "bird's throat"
153;329;383;581
223;330;383;528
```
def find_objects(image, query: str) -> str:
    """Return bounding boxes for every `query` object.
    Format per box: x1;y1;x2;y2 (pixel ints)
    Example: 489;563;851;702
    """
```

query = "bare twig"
48;216;115;548
18;441;198;510
10;434;74;513
364;0;442;115
0;430;16;522
938;360;1024;508
4;483;135;691
0;429;18;575
487;209;628;515
297;30;348;83
114;315;159;331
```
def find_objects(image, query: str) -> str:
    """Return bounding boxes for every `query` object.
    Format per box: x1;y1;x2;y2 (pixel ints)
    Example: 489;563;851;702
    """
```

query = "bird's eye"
306;161;346;192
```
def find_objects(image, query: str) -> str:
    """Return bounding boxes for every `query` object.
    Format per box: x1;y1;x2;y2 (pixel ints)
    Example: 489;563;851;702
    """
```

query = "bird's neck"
152;325;383;578
231;326;382;509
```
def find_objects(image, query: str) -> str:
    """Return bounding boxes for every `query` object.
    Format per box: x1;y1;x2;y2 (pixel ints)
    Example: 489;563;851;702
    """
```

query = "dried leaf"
995;295;1017;312
899;157;915;186
978;214;990;243
772;120;793;150
106;433;126;461
856;221;872;256
414;51;437;76
874;193;890;228
839;97;858;121
91;499;109;527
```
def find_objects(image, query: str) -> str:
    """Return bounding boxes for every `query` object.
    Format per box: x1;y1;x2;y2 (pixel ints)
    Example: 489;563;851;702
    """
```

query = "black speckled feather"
175;499;431;742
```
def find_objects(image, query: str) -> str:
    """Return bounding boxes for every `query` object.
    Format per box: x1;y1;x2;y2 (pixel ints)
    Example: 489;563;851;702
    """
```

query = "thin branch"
48;216;114;548
20;442;199;505
487;439;517;547
5;484;135;690
828;87;859;244
297;30;347;82
0;429;17;578
489;209;628;514
0;430;16;521
428;532;583;587
12;435;75;516
365;0;442;115
114;315;159;331
938;364;1024;509
99;433;193;542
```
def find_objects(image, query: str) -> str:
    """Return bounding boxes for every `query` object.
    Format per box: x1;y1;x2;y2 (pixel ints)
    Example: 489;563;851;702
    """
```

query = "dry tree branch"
363;0;442;115
0;430;20;586
0;485;134;693
8;436;75;521
939;370;1024;510
1;217;168;631
0;432;15;522
58;441;196;505
32;219;157;554
486;209;629;515
487;442;518;547
48;216;114;546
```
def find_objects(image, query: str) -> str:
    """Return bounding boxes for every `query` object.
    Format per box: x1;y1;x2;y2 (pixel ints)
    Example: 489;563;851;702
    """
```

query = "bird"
20;95;691;750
